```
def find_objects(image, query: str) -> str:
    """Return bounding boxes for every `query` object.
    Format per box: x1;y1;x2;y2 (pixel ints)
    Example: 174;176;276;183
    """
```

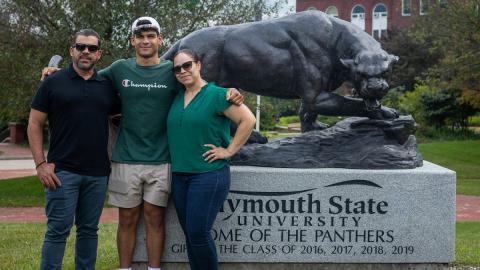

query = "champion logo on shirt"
121;79;167;91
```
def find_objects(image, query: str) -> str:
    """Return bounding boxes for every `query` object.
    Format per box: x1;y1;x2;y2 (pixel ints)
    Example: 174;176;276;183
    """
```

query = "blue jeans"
171;165;230;270
40;169;107;270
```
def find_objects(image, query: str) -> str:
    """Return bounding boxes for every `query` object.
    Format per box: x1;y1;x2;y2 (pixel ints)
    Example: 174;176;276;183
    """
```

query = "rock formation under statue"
232;115;423;169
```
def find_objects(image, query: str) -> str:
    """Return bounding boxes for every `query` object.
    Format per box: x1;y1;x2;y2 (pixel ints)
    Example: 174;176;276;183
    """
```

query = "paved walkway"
1;143;479;223
0;143;36;180
0;143;34;159
0;159;36;180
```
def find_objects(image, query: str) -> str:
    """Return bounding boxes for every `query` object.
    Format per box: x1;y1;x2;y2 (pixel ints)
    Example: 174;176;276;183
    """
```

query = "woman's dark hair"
173;49;201;62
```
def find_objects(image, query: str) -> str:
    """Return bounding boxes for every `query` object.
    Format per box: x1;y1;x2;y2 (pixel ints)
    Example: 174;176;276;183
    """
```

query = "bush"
278;115;299;126
382;86;406;111
415;126;480;143
317;116;345;127
420;89;476;129
469;116;480;126
278;115;345;128
398;85;434;122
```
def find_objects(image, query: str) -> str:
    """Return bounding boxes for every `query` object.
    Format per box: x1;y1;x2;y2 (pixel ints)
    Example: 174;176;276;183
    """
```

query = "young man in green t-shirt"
100;17;176;270
102;17;243;270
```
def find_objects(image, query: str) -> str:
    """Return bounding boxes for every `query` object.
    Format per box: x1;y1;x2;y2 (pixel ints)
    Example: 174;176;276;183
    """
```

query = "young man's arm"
41;60;116;81
27;109;61;189
226;88;244;105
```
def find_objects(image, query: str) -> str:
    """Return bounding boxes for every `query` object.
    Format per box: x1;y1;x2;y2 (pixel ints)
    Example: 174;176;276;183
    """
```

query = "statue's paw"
301;122;329;133
381;106;399;119
367;106;399;120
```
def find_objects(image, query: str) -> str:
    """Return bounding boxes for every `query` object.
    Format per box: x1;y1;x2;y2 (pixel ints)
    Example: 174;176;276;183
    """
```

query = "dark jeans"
40;169;107;270
171;165;230;270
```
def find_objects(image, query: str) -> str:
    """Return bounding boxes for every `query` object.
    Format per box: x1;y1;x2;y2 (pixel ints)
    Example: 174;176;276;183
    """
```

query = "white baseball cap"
131;16;161;34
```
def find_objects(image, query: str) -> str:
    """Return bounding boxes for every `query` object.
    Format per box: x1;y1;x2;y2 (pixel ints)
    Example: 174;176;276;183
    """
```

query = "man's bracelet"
35;160;46;169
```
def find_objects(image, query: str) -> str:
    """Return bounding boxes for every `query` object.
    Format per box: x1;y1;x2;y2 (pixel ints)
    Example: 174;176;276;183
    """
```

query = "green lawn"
418;140;480;196
455;222;480;266
0;176;111;207
0;222;478;267
0;176;45;207
0;223;118;270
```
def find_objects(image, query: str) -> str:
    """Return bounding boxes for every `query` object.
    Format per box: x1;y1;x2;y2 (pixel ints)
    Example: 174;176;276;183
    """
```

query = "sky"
278;0;296;16
265;0;296;18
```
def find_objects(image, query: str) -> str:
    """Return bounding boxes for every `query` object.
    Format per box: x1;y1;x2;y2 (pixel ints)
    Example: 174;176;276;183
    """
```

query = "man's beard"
75;56;96;71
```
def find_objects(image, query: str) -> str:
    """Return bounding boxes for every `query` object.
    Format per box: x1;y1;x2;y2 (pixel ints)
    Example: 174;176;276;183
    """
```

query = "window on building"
402;0;411;16
420;0;429;15
372;4;388;39
439;0;447;7
326;6;339;17
351;5;366;30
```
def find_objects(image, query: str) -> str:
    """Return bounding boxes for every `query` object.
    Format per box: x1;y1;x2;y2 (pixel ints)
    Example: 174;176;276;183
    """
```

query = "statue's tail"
161;40;181;61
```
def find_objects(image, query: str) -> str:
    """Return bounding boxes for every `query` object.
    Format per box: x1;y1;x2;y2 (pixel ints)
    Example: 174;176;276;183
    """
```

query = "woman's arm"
203;104;256;163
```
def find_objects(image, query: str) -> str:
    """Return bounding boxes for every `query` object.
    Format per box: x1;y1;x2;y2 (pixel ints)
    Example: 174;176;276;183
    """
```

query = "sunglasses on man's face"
72;43;100;53
173;61;195;74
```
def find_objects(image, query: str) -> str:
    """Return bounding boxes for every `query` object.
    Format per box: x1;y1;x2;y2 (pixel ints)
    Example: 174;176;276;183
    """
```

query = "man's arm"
27;109;61;189
40;67;60;81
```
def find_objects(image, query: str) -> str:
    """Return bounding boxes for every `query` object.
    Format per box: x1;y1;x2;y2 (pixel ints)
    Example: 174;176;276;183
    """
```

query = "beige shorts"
108;162;171;208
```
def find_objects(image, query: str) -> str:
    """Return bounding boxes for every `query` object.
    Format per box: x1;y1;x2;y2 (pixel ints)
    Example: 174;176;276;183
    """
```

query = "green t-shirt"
167;83;232;173
100;58;182;164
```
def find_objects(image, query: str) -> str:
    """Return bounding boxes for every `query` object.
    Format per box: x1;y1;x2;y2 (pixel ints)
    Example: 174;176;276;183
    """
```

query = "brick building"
296;0;432;38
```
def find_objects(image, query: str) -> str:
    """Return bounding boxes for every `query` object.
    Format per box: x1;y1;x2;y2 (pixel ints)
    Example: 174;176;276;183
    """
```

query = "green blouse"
167;82;232;173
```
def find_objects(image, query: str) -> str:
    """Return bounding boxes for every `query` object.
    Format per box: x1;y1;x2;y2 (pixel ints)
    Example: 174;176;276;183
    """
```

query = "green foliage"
385;84;476;131
401;85;433;119
381;86;405;110
243;92;299;131
468;116;480;126
382;1;480;125
381;29;440;91
278;115;299;126
409;0;480;110
278;115;343;127
0;0;287;124
316;116;344;127
420;89;476;129
416;126;480;143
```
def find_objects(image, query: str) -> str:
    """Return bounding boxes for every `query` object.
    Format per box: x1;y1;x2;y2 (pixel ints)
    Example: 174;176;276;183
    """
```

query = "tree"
420;89;476;130
0;0;286;127
409;0;480;109
381;28;441;92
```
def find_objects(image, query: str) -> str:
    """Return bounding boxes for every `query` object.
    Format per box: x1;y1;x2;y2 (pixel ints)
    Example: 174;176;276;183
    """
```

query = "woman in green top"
167;49;255;270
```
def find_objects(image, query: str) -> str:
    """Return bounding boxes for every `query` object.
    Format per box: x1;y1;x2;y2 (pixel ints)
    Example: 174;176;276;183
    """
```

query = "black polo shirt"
31;64;120;176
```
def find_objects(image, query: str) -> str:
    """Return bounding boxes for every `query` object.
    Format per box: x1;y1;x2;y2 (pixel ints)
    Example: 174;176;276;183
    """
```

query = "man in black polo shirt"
27;29;119;270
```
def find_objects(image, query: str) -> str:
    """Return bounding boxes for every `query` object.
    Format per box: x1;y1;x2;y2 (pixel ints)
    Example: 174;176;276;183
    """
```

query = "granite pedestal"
132;161;455;269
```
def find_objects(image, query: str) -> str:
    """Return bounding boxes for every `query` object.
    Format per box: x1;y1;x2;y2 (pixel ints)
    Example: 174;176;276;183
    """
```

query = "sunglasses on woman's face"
173;61;194;74
72;43;100;53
